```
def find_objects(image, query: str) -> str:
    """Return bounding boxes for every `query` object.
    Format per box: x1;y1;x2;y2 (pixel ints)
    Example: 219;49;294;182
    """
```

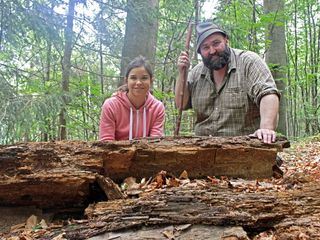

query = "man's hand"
175;51;191;110
177;51;190;73
250;128;276;144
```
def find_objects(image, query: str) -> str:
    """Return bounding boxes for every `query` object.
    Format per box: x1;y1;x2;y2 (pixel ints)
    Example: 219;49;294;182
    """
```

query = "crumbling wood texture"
67;182;320;240
0;137;289;208
103;136;289;182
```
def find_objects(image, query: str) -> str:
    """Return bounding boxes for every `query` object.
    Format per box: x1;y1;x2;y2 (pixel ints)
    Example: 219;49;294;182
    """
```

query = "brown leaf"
168;177;180;187
179;170;189;179
207;176;220;185
25;215;38;230
123;177;140;190
162;228;175;239
220;176;229;181
39;219;48;229
153;171;167;188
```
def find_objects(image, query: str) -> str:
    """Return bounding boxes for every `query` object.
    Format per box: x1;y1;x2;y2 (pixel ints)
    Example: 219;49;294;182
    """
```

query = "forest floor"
1;136;320;239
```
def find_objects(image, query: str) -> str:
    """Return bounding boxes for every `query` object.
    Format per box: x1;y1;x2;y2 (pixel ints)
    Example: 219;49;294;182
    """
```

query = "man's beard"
201;46;231;70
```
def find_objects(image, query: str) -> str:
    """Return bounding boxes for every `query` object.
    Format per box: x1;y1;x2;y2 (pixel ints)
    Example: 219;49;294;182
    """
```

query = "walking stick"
174;23;193;136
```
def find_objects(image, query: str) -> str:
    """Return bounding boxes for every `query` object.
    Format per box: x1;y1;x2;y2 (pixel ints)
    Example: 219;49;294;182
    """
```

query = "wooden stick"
174;23;193;136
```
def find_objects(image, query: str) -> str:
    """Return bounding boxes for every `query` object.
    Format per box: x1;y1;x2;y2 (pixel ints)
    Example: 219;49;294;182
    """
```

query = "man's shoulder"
231;48;262;61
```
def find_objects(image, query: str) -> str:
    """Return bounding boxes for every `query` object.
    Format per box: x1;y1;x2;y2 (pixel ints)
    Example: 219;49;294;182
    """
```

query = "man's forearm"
259;94;279;130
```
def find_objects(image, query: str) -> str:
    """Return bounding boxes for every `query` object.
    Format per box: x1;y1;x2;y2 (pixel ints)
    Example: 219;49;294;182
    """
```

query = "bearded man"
175;22;280;144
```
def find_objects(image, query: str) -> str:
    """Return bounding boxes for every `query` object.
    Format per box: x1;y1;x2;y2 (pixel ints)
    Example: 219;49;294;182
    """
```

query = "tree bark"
78;182;320;240
264;0;288;136
120;0;159;82
59;0;76;140
0;137;289;208
9;179;318;240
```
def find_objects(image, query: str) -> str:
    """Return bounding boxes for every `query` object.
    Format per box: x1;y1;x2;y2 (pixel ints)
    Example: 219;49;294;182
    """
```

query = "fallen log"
0;136;289;208
3;179;318;240
79;181;320;240
78;181;319;240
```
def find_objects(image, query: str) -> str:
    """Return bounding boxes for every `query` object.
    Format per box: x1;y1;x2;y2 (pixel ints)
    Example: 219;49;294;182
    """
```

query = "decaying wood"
7;178;317;240
87;225;249;240
3;138;320;240
102;136;289;181
96;176;125;200
0;136;289;208
75;182;320;239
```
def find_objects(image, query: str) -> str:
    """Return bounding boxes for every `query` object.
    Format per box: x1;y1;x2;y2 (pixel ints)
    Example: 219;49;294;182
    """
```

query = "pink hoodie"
99;91;165;141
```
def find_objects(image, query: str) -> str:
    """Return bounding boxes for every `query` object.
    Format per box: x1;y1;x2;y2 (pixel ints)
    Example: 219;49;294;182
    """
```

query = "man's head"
196;22;230;70
196;22;228;53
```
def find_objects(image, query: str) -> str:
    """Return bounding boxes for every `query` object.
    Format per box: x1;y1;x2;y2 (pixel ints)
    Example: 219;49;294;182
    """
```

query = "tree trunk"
59;0;76;140
0;137;289;208
249;0;258;52
99;39;104;95
120;0;159;82
264;0;288;136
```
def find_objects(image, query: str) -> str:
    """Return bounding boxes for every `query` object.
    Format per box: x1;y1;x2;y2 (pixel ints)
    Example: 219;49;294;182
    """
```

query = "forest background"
0;0;319;144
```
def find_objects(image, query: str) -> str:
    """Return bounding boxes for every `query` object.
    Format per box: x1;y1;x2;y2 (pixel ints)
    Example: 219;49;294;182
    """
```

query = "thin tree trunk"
293;0;298;137
59;0;76;140
99;39;104;95
0;0;4;49
302;4;310;135
249;0;258;52
307;2;320;133
43;41;52;141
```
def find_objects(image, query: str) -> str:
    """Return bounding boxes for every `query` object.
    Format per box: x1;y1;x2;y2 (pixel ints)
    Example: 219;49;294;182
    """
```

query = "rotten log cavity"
0;136;289;208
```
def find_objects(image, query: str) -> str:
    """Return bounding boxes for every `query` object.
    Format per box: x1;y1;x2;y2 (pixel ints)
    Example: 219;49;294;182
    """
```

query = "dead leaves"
121;170;192;197
2;214;66;240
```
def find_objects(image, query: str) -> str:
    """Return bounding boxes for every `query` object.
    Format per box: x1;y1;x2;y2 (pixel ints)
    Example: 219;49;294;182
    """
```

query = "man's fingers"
252;129;276;144
256;129;263;140
263;132;272;144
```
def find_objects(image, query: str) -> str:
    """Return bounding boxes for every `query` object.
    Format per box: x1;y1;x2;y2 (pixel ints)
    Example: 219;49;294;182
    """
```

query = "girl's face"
126;66;152;98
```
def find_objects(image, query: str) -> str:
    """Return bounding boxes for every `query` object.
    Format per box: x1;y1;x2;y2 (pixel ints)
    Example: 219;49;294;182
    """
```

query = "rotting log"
79;183;319;240
0;136;289;208
12;180;318;240
102;136;289;181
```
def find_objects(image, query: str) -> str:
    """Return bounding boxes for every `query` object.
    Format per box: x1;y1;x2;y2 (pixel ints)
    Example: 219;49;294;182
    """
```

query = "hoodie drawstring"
129;107;133;140
136;110;139;137
129;107;147;140
143;107;146;138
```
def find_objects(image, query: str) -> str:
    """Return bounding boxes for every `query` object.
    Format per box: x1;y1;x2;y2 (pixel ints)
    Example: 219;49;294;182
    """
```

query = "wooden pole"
174;23;193;136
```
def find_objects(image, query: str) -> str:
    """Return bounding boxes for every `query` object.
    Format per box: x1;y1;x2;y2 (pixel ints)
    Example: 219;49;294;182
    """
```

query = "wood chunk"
96;176;125;200
0;137;289;207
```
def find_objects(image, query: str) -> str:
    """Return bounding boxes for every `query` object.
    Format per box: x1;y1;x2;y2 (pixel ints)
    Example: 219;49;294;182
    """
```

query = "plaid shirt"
186;48;280;136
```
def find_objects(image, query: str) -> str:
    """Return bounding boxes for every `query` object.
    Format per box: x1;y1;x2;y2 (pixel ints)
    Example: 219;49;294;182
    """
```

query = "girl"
99;56;165;141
